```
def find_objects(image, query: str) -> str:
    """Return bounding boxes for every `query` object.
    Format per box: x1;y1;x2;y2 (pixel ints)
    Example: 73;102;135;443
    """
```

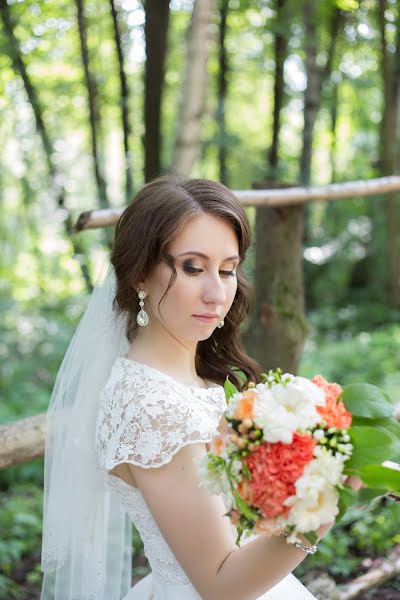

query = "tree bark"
338;545;400;599
268;0;288;174
300;2;341;185
109;0;133;200
243;0;305;373
144;0;170;181
216;0;229;185
243;183;308;374
76;0;109;211
0;414;46;469
378;0;400;307
172;0;215;176
0;0;92;292
75;176;400;231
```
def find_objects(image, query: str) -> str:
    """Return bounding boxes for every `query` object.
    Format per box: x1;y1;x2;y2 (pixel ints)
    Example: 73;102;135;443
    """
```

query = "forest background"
1;0;400;598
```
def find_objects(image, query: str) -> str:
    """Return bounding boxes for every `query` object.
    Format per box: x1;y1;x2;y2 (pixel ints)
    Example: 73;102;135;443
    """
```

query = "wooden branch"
0;414;46;469
338;545;400;599
74;176;400;231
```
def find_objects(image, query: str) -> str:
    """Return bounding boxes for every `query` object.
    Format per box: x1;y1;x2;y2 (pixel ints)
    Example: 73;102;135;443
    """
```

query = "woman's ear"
134;282;146;294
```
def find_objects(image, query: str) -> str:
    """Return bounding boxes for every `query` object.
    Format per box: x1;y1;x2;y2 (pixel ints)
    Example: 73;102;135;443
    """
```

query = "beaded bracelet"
280;531;318;555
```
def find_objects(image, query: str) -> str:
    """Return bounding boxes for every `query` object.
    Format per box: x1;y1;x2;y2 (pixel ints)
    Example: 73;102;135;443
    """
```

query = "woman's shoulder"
101;356;226;412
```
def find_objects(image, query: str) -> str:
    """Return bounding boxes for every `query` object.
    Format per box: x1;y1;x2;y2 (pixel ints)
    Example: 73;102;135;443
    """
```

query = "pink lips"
193;314;219;323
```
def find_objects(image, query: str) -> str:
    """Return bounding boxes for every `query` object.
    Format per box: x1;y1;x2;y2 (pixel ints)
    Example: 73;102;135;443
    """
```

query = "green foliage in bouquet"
338;382;400;518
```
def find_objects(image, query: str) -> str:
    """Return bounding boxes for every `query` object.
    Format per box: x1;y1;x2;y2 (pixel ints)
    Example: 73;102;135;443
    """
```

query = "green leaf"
337;485;358;521
350;418;400;461
360;465;400;493
352;416;400;434
224;377;239;403
346;426;394;468
357;487;387;503
232;490;259;522
231;368;248;387
340;383;393;419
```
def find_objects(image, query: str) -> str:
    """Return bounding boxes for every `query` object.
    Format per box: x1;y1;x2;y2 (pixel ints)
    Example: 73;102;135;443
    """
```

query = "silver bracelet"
280;531;318;555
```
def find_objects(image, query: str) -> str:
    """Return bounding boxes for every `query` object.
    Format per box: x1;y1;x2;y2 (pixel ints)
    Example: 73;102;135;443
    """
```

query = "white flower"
298;449;345;491
292;377;326;407
270;379;325;430
283;449;343;532
230;459;243;478
285;485;339;533
196;454;231;496
253;392;298;443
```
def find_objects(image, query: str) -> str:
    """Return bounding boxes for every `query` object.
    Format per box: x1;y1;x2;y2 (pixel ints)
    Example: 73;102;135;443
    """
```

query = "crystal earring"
217;319;224;328
136;290;149;327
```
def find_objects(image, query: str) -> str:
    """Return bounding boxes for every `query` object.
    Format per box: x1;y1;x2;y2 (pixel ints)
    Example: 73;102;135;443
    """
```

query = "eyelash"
183;266;237;278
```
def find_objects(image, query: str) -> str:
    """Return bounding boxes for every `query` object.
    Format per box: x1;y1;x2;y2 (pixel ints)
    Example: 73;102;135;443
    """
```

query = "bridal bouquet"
198;369;400;546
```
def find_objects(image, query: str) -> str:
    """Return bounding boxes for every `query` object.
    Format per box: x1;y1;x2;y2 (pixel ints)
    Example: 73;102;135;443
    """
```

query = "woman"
41;176;328;600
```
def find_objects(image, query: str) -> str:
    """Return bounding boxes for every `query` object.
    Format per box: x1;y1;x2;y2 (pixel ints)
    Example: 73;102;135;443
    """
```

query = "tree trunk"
244;1;307;373
0;0;92;292
109;0;133;201
76;0;109;211
243;183;308;374
216;0;229;185
300;2;341;185
378;0;400;307
144;0;170;181
268;0;288;175
172;0;215;176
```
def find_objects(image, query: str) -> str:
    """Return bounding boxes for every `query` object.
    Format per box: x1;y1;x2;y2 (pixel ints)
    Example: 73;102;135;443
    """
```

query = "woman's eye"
183;265;203;274
183;265;236;278
220;270;237;278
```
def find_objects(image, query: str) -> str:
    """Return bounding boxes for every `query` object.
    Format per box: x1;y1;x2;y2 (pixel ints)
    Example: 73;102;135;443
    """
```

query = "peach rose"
233;389;257;420
237;479;254;504
210;435;226;456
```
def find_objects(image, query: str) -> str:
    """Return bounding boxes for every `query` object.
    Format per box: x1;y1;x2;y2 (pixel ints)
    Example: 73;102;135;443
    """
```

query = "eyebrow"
176;251;240;262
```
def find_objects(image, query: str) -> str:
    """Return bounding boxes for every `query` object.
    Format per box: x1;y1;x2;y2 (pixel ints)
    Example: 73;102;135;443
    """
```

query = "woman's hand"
298;521;333;547
345;475;364;491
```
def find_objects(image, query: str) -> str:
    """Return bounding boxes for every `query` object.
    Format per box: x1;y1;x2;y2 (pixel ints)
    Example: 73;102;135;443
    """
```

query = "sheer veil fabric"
40;265;133;600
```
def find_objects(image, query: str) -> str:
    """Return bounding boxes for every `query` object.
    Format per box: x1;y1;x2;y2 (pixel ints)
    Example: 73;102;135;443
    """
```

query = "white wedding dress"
96;356;316;600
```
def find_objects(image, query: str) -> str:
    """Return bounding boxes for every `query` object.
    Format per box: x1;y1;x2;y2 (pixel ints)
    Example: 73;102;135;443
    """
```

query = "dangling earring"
217;319;224;328
136;290;149;326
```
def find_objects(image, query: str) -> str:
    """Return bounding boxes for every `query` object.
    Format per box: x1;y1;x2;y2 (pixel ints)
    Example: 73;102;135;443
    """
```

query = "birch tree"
172;0;215;176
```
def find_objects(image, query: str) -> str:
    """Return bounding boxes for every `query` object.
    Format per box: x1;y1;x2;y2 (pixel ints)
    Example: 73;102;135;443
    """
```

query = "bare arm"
127;441;314;600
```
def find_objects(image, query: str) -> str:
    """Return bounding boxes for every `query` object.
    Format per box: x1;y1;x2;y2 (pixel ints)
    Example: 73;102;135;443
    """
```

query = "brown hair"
110;174;262;390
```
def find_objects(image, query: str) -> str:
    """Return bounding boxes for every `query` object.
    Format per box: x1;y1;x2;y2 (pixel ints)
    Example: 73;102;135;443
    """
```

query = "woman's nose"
202;272;227;305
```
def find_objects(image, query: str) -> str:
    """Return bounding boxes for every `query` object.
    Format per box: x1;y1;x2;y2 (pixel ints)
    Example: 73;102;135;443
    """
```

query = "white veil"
40;263;133;600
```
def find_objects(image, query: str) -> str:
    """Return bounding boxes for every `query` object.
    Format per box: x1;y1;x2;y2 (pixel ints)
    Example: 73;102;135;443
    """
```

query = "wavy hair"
110;174;262;390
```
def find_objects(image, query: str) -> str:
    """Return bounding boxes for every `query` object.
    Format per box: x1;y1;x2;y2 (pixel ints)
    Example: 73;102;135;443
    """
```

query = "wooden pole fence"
74;175;400;231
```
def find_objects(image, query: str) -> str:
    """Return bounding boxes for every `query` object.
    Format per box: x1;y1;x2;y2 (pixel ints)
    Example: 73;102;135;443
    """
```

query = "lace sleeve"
96;361;225;470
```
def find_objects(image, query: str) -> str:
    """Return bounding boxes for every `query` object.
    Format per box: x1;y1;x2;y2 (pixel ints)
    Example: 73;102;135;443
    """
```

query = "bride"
40;175;331;600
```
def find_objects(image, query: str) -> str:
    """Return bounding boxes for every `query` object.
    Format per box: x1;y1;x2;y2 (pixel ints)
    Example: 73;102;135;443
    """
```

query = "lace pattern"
96;357;226;470
95;357;227;587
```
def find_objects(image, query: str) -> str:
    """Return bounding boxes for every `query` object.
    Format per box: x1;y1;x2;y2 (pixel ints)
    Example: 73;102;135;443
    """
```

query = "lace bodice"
95;356;227;587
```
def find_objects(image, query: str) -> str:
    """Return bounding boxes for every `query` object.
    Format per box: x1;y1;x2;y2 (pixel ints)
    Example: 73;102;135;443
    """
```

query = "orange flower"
245;433;316;519
312;375;352;429
237;479;254;504
233;389;257;420
210;435;226;456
